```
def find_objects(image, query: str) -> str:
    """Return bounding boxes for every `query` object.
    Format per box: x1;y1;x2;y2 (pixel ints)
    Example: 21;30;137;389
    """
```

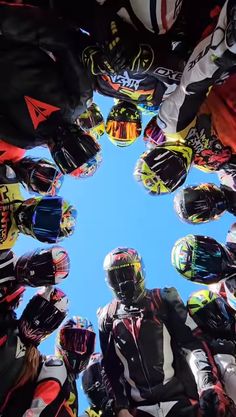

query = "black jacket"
0;3;92;149
98;287;218;409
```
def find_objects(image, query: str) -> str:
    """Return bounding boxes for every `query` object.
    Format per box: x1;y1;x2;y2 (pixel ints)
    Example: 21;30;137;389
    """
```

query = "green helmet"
171;234;235;285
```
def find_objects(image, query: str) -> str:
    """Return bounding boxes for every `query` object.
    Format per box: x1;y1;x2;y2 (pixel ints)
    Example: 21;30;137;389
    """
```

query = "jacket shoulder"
97;300;117;331
37;355;68;386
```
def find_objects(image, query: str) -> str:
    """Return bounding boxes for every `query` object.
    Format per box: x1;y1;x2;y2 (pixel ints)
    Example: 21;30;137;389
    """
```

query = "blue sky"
14;93;234;412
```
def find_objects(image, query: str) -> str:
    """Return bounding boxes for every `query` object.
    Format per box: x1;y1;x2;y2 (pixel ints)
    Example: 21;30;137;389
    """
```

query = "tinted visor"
144;147;190;192
107;263;142;303
191;239;228;284
16;197;63;243
79;104;104;131
29;164;64;196
60;327;96;355
194;297;233;333
49;127;100;174
175;185;226;224
32;197;63;243
106;121;141;145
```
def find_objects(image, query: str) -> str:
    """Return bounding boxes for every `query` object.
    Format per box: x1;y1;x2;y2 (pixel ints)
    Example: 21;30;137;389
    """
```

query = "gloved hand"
102;399;115;417
82;46;115;75
103;20;140;72
86;407;102;417
210;339;236;356
199;383;236;417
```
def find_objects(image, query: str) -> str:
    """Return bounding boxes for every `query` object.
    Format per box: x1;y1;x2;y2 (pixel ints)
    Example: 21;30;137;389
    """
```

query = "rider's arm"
22;356;68;417
97;304;130;412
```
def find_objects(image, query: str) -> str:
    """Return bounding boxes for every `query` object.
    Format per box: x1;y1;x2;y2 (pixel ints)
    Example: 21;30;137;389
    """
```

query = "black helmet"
187;289;235;335
134;143;193;195
13;157;64;196
174;183;227;224
48;124;101;176
171;234;236;284
82;353;109;410
78;103;105;138
103;247;145;306
19;286;68;346
15;246;70;287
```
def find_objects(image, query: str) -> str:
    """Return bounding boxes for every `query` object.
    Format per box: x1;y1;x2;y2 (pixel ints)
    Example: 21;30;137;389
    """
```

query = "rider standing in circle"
98;247;234;417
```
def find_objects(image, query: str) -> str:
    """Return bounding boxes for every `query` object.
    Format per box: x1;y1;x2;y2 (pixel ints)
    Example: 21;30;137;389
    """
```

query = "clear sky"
14;92;234;412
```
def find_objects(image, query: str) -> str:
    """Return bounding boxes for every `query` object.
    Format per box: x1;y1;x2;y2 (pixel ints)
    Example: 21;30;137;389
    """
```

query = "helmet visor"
174;184;226;224
172;235;231;284
78;104;104;131
106;120;142;146
60;327;96;355
107;262;144;303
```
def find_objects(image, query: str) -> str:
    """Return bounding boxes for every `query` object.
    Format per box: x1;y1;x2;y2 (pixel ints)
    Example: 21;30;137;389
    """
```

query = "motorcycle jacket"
179;72;236;173
0;308;40;417
0;2;92;149
94;67;181;107
82;17;185;107
196;72;236;160
157;0;236;138
98;287;218;410
21;356;78;417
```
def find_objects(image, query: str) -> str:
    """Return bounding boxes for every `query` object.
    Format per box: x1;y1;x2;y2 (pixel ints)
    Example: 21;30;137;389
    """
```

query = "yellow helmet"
134;142;193;195
78;103;105;139
106;101;142;147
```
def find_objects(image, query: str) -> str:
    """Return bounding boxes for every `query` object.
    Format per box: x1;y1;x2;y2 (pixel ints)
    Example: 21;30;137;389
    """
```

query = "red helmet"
15;246;70;286
13;157;64;196
56;316;96;375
